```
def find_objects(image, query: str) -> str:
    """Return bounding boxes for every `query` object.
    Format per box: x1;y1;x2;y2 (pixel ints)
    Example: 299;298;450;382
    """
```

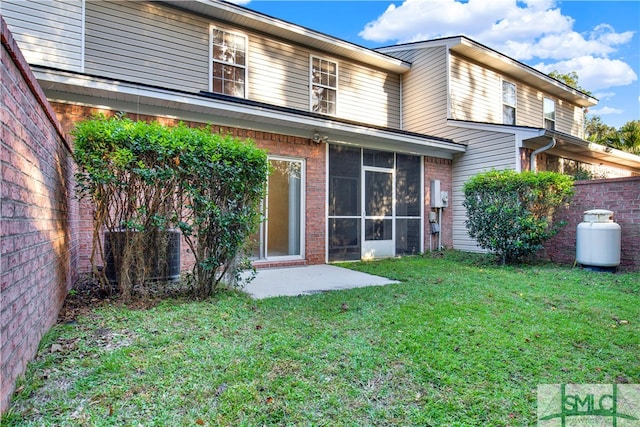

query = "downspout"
530;137;556;172
399;73;403;129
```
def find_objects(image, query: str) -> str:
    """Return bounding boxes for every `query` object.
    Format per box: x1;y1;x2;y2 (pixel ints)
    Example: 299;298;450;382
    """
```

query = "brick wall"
425;156;453;250
50;103;327;269
52;103;457;269
1;17;80;414
543;176;640;271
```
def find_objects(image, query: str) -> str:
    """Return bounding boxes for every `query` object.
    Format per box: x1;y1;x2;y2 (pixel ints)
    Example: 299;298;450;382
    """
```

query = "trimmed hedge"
463;170;574;264
73;115;268;299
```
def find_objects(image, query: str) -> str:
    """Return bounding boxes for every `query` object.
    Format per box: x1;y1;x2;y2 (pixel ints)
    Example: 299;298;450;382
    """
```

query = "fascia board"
163;0;411;73
35;68;464;158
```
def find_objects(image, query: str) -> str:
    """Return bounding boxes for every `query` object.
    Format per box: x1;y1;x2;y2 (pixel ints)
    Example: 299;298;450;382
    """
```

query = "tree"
607;120;640;154
585;117;640;154
548;70;592;95
73;115;269;301
550;70;639;155
585;115;617;144
463;170;574;265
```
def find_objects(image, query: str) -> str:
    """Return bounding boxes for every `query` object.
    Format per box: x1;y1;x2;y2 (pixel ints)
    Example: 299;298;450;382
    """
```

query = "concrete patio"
242;264;400;299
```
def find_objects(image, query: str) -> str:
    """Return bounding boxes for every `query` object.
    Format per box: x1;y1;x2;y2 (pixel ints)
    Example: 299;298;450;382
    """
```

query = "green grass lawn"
4;252;639;426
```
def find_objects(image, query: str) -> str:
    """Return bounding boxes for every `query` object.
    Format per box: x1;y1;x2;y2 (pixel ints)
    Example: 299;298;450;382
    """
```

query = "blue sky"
240;0;639;129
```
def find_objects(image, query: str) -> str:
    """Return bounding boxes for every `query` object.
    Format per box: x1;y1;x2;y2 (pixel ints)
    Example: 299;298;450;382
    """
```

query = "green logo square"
538;384;640;426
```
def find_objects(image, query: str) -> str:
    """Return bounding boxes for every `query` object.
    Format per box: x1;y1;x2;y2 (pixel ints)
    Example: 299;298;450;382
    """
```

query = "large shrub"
463;170;573;264
73;115;268;300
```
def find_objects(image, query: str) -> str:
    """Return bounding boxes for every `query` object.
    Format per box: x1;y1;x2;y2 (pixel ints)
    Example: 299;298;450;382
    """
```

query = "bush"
73;115;268;300
463;170;573;264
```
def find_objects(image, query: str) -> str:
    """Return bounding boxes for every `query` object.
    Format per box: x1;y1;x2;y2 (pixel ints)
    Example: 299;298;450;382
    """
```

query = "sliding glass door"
251;157;304;260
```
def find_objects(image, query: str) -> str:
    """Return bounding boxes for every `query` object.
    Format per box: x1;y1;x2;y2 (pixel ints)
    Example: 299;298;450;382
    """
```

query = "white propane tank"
576;209;621;268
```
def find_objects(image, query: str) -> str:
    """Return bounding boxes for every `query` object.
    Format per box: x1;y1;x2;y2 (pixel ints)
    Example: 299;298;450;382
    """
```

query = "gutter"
530;135;556;172
33;66;466;157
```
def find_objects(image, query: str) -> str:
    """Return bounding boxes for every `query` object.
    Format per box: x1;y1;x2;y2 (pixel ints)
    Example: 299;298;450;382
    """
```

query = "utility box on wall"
430;180;449;208
431;180;442;208
440;191;449;208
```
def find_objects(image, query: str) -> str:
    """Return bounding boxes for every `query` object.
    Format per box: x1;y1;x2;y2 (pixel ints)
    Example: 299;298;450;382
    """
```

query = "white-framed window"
210;27;247;97
250;157;305;260
311;56;337;115
543;97;556;130
502;80;516;125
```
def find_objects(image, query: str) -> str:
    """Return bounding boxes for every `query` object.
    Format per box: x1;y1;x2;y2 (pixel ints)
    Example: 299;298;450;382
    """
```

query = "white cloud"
593;91;617;101
360;0;633;60
359;0;531;44
359;0;574;46
359;0;637;92
589;106;624;116
534;57;637;91
504;31;623;61
591;24;634;46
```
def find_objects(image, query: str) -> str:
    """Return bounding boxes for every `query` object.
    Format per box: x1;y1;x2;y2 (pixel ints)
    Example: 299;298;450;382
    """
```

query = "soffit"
448;119;639;172
379;37;597;108
523;131;640;173
451;42;596;108
161;0;411;73
35;67;464;159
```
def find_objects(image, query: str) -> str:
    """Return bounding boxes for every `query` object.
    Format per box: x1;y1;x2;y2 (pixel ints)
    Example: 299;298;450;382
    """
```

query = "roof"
525;129;640;173
448;119;640;173
34;66;465;158
377;36;598;108
161;0;411;73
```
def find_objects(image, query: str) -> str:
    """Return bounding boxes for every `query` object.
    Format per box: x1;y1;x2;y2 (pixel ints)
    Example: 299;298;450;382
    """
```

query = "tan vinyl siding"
82;1;400;127
249;43;401;127
450;54;586;137
558;100;585;137
401;46;449;134
450;130;516;252
84;1;209;92
449;54;500;123
519;92;585;136
338;61;401;127
247;37;309;109
515;84;542;126
1;0;83;71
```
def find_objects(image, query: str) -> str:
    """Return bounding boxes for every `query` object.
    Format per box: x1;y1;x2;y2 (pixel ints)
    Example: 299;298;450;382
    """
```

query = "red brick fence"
1;17;80;413
544;176;640;271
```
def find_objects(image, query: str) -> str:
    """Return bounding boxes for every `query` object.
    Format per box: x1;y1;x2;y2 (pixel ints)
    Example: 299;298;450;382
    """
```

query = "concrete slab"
241;264;400;299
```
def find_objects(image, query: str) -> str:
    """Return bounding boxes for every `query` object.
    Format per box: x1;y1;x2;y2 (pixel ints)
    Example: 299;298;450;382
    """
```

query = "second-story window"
502;80;516;125
211;28;246;97
543;97;556;130
311;56;337;115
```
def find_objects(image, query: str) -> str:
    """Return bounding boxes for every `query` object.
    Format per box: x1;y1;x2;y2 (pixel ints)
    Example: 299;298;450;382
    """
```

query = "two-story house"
377;37;640;250
2;0;639;267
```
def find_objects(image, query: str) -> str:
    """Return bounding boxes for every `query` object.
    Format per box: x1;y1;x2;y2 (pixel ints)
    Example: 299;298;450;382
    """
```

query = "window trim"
543;97;556;130
310;55;338;116
209;25;248;98
501;79;517;125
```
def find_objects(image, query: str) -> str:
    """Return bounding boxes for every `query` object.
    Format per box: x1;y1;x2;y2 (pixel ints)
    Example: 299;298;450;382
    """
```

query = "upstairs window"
210;28;246;97
543;97;556;130
311;56;337;115
502;80;516;125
